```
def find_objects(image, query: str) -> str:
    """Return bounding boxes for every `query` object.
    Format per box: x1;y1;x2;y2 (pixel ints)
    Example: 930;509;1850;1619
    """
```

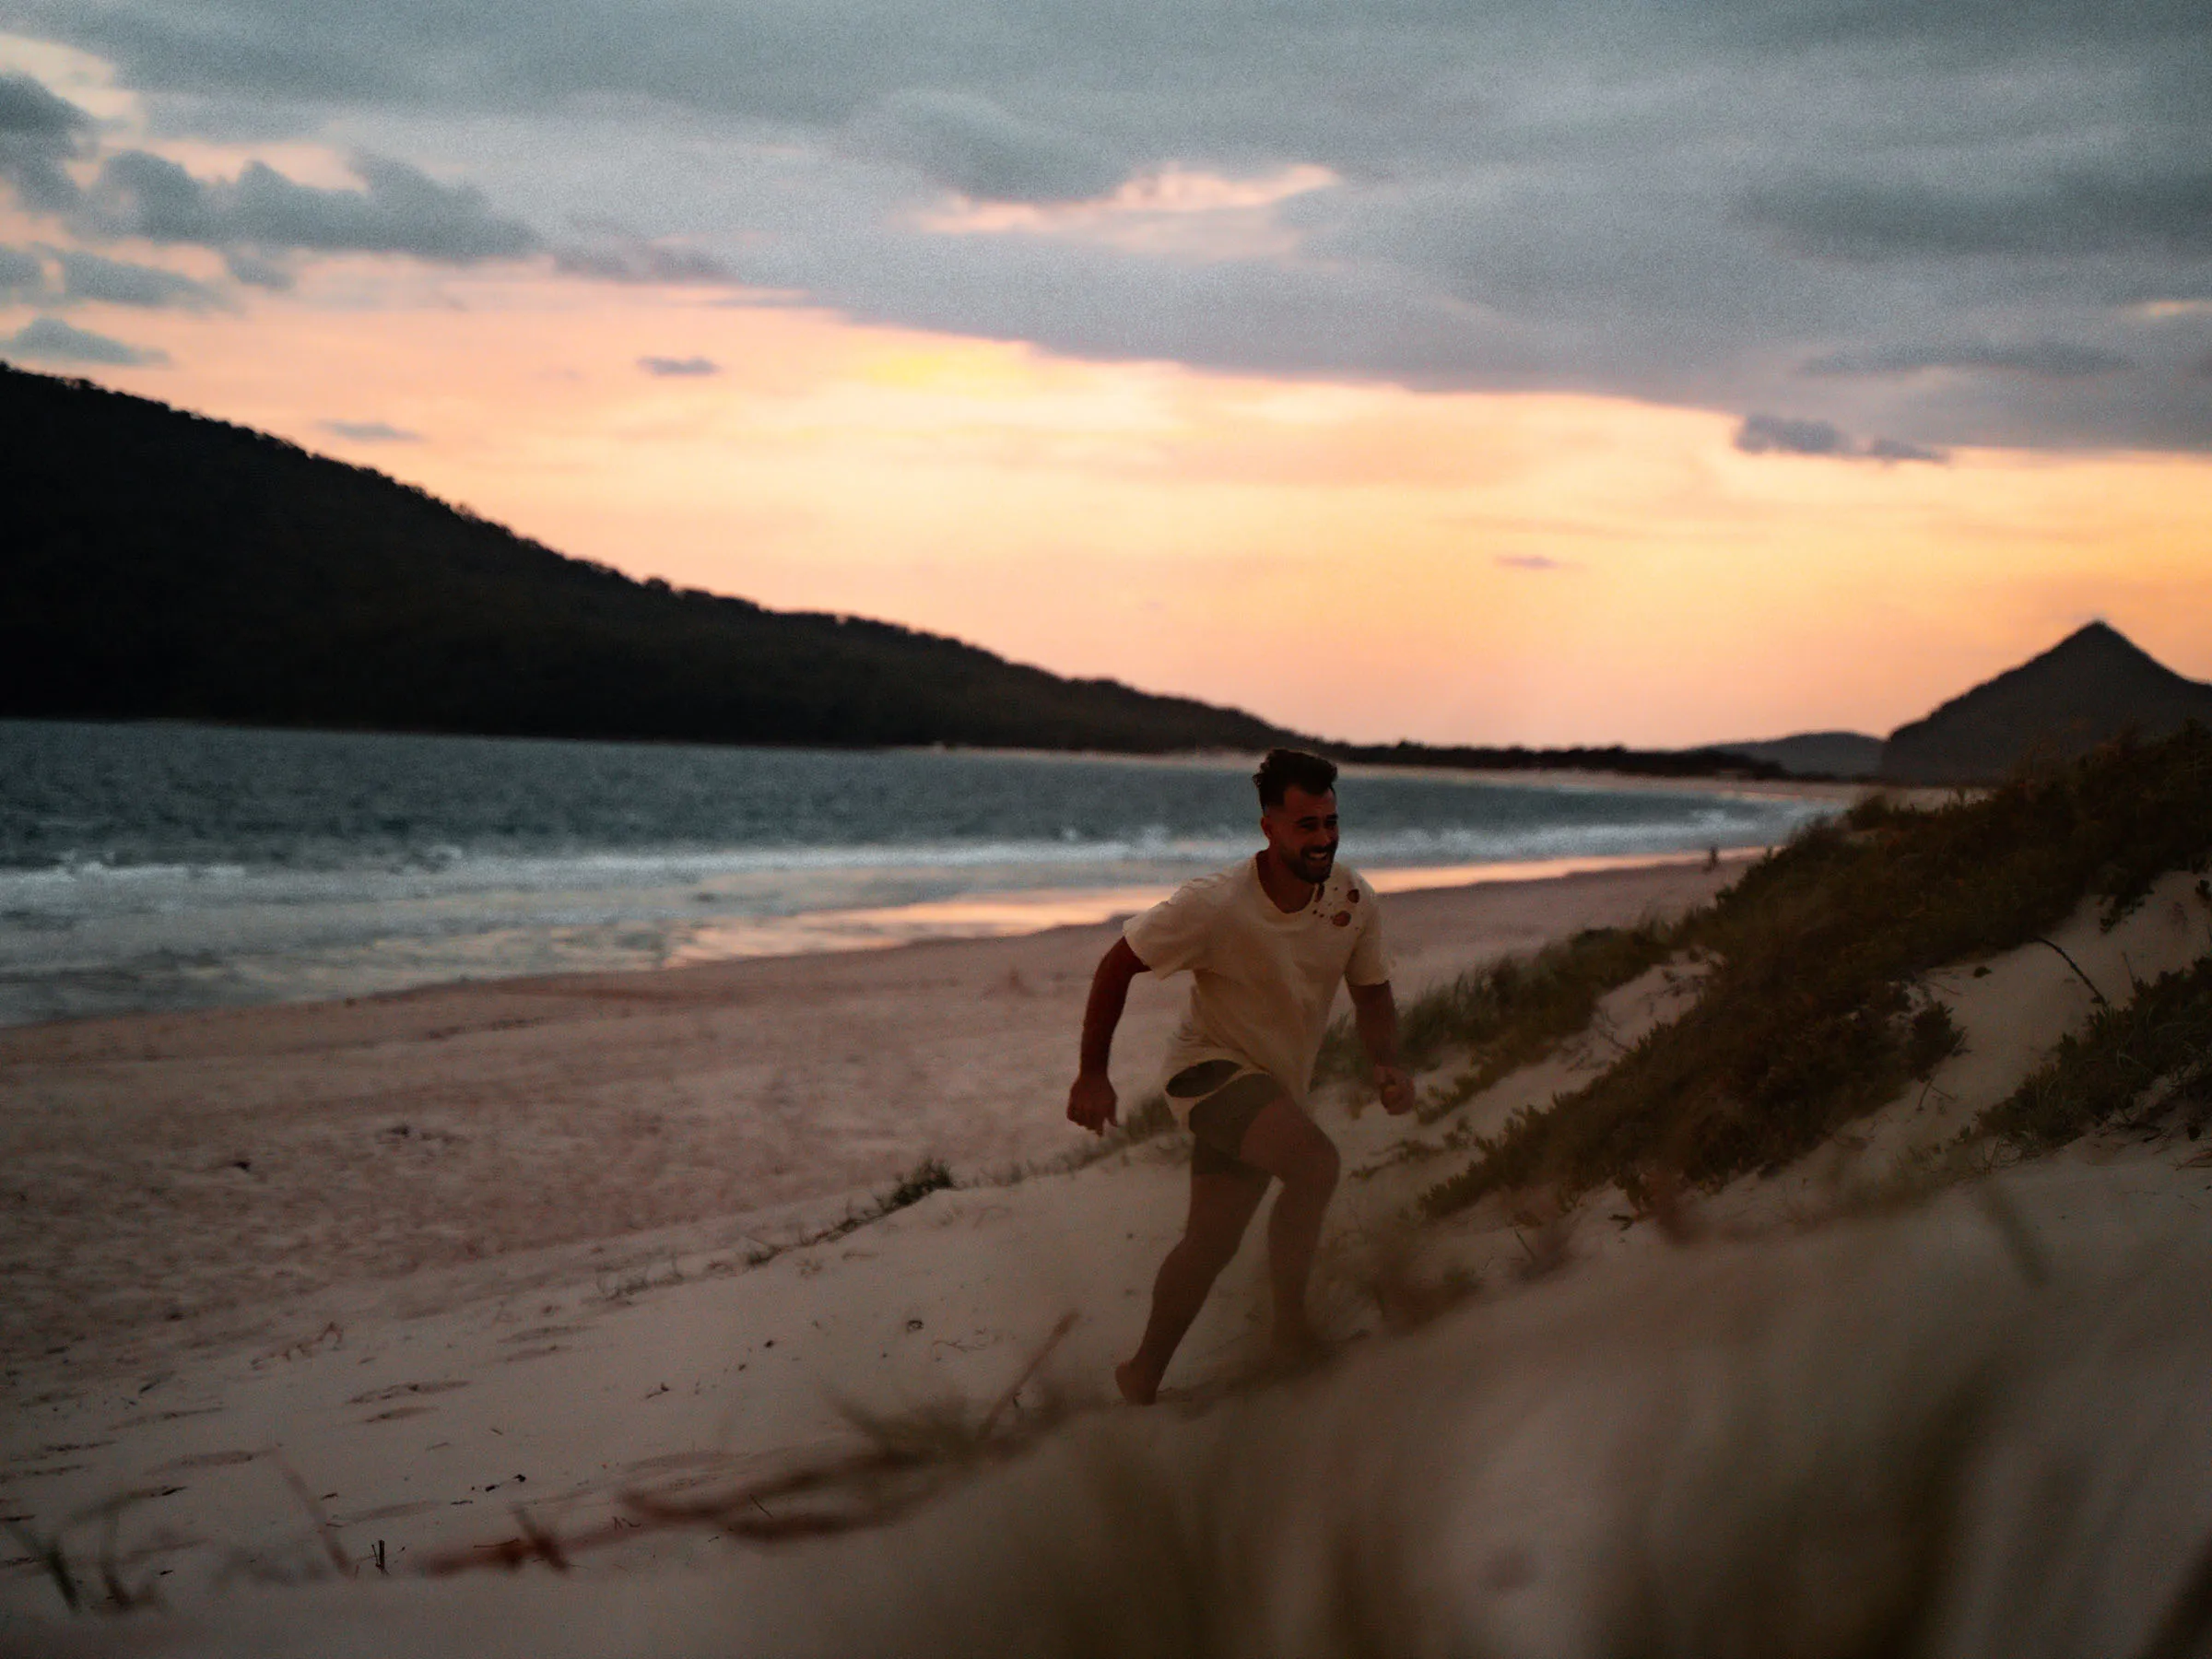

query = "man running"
1066;747;1412;1405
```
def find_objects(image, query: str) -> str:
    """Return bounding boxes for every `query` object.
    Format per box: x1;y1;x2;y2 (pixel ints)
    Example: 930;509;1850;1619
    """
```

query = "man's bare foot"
1115;1358;1160;1406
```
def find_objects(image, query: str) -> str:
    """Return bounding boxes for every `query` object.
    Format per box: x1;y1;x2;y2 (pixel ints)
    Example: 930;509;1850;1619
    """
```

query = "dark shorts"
1166;1060;1285;1178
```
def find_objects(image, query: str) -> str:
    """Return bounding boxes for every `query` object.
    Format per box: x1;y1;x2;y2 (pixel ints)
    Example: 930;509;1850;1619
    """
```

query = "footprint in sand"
110;1406;223;1429
336;1499;444;1524
499;1324;583;1345
500;1346;565;1363
625;1450;753;1477
363;1406;439;1421
152;1449;261;1471
347;1381;469;1406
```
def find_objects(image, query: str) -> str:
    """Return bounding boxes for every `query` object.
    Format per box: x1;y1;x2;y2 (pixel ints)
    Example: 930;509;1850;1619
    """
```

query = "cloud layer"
65;147;538;261
56;246;222;306
319;418;419;441
1;0;2206;448
3;312;167;364
1734;414;1946;465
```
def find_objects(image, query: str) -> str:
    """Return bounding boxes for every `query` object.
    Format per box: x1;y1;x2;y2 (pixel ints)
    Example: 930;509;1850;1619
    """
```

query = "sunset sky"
2;3;2206;747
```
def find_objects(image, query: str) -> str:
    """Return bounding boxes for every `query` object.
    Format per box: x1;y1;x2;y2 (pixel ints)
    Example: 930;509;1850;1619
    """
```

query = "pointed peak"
2008;619;2159;677
1882;617;2212;782
2008;619;2176;686
2057;619;2131;647
2030;619;2162;669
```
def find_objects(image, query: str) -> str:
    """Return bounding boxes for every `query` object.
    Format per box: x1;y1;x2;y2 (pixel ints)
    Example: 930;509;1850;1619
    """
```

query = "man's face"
1262;785;1339;885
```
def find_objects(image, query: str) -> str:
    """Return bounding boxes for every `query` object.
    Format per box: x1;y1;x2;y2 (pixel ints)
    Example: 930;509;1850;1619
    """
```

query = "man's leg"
1117;1161;1268;1405
1230;1098;1342;1355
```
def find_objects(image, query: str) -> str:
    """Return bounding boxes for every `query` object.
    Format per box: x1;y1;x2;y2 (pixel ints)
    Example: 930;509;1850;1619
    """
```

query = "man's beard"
1293;847;1336;880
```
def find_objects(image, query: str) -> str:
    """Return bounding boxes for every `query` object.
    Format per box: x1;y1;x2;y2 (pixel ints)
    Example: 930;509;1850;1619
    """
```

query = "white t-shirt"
1124;856;1390;1120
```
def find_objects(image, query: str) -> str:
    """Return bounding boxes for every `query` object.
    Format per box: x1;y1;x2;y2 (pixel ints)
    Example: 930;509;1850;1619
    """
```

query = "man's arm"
1347;980;1414;1114
1068;936;1147;1134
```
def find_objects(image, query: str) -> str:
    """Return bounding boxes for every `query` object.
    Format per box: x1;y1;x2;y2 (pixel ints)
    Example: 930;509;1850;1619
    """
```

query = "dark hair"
1254;747;1339;809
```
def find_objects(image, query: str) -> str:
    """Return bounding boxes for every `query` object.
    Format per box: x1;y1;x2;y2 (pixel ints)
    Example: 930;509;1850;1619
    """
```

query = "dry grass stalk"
418;1314;1081;1576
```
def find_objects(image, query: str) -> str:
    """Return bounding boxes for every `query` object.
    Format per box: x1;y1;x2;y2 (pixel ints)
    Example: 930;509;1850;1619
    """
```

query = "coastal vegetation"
1313;920;1678;1103
1410;726;2212;1214
1975;951;2212;1153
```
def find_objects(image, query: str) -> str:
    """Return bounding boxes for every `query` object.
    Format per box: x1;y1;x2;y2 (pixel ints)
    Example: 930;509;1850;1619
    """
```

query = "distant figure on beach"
1066;747;1413;1404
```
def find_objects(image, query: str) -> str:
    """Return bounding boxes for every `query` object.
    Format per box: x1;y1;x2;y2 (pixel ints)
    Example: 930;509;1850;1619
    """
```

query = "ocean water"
0;721;1834;1025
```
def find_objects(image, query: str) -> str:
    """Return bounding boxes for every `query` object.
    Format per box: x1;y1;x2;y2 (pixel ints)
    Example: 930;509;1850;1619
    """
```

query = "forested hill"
1881;622;2212;785
0;365;1294;753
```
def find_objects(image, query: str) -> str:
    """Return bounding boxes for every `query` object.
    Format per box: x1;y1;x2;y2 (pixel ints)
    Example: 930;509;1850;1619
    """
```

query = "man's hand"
1374;1062;1414;1116
1071;940;1145;1135
1347;980;1408;1114
1067;1070;1119;1135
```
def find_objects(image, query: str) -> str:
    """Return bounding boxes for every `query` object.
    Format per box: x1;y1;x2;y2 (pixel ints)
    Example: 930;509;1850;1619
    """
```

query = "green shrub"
1315;922;1679;1096
878;1157;956;1214
1425;726;2212;1216
1976;957;2212;1153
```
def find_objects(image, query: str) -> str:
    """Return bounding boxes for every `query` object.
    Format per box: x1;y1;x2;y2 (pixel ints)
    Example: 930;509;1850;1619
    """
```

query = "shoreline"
867;742;1883;806
6;716;1869;798
0;843;1810;1035
2;852;1736;1044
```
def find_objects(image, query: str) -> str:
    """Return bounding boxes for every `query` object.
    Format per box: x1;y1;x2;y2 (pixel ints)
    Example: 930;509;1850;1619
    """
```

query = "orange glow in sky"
8;244;2209;747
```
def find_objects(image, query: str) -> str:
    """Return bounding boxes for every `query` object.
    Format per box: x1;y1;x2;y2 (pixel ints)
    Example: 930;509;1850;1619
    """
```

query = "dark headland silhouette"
10;365;2190;784
1706;732;1886;780
0;364;1785;775
2;365;1294;754
1882;622;2212;785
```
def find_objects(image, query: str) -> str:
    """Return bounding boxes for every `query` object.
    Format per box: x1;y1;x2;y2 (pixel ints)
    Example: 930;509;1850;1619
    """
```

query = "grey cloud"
1802;340;2136;379
1865;436;1948;462
0;71;88;135
1734;413;1947;463
727;205;1540;388
554;239;731;284
320;418;420;441
1496;555;1565;571
36;0;2203;134
1737;413;1851;456
0;243;48;295
56;248;225;308
637;355;717;376
90;148;538;260
222;246;292;288
1743;167;2212;262
1;314;169;365
8;0;2210;449
0;71;91;210
847;89;1127;203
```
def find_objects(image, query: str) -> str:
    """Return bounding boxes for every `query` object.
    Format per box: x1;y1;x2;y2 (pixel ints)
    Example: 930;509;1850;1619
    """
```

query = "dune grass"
1424;726;2212;1217
1974;949;2212;1153
878;1156;957;1212
1315;922;1683;1117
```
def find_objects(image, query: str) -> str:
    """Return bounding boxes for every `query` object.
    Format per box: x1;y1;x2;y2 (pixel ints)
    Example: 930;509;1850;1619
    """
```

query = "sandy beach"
0;859;1739;1385
6;848;2210;1646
